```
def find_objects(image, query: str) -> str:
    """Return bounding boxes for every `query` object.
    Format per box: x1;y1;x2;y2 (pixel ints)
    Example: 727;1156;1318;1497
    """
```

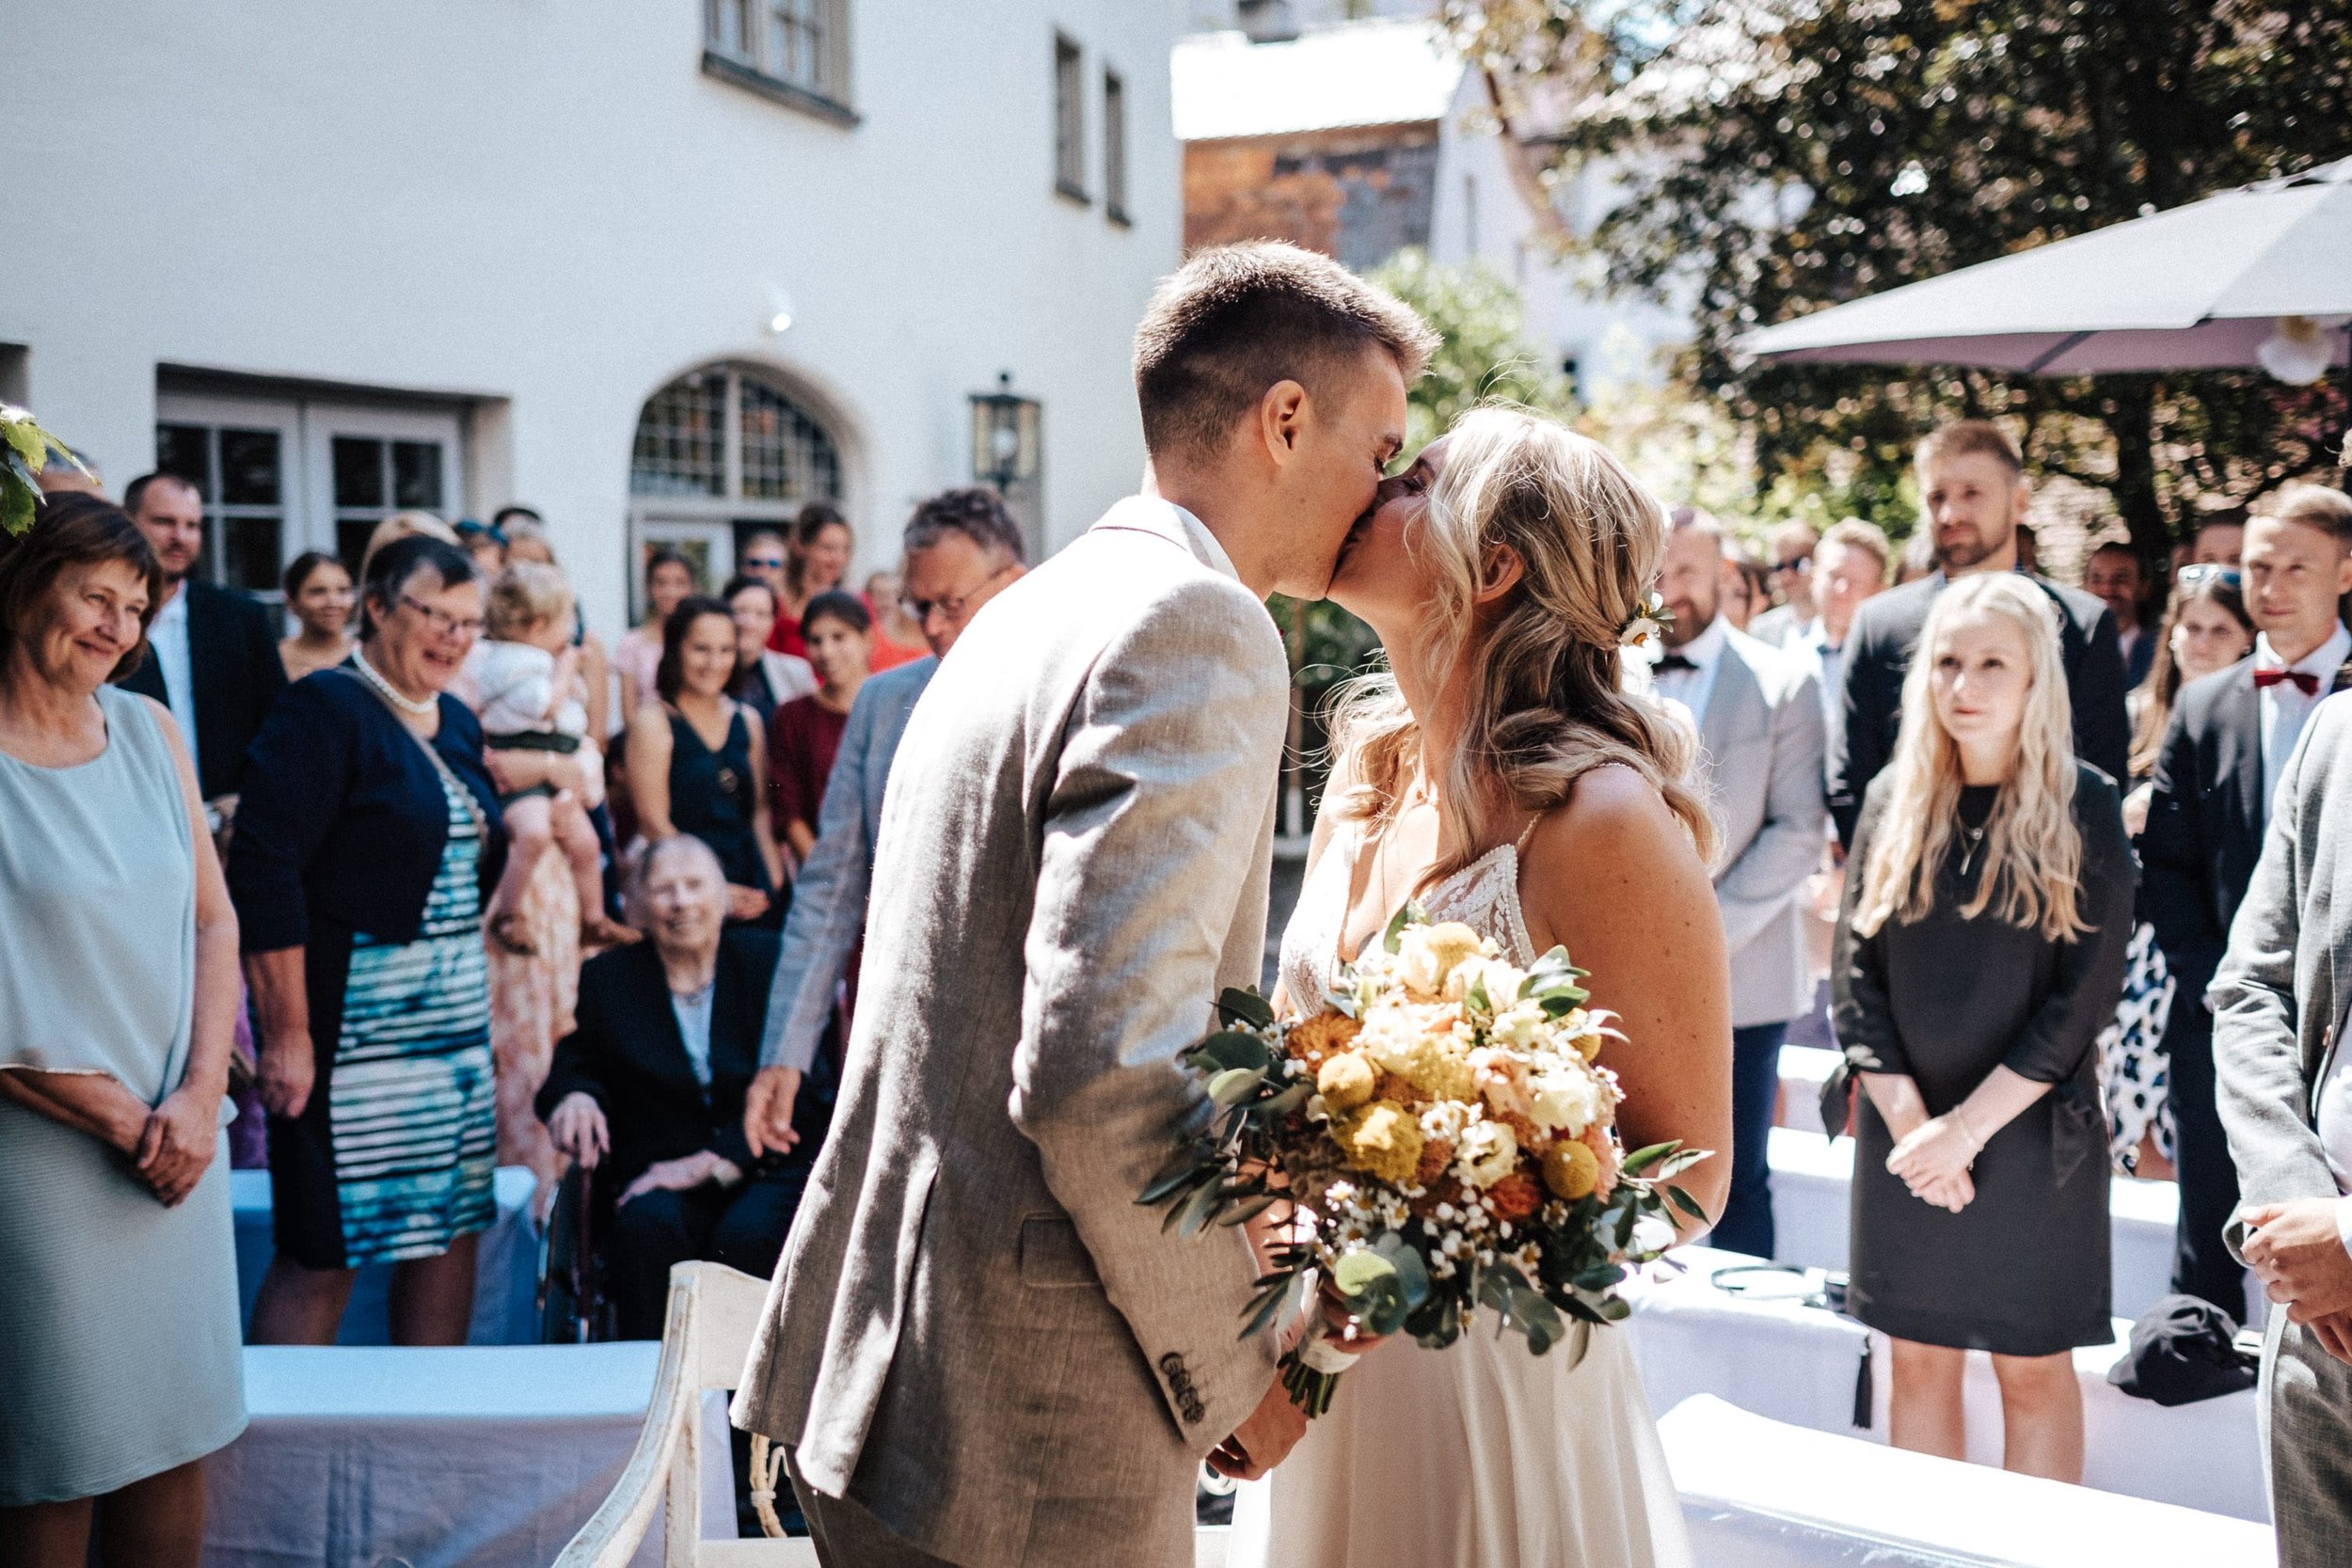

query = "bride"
1232;406;1733;1567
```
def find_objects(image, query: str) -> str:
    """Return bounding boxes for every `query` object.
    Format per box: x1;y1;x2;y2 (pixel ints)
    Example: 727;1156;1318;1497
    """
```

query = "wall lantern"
970;372;1041;493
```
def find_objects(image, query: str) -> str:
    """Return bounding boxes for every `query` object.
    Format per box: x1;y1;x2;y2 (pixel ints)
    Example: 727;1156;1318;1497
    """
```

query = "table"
203;1343;732;1568
231;1167;541;1346
1628;1247;2268;1522
1660;1394;2273;1566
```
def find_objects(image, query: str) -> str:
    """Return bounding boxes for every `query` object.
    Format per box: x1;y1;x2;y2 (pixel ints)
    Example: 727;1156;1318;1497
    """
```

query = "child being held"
477;563;635;953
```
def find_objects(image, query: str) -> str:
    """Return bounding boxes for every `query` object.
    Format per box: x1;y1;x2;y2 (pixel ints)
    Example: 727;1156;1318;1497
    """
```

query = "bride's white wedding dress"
1228;824;1692;1568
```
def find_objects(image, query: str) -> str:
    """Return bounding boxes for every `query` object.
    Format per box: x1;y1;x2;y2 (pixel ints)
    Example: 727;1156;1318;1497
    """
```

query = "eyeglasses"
903;562;1016;624
399;594;486;638
1772;556;1813;576
2177;564;2242;589
742;556;786;570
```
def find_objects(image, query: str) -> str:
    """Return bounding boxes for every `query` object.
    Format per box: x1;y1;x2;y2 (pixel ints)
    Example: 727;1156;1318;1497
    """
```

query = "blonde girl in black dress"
1835;571;2135;1481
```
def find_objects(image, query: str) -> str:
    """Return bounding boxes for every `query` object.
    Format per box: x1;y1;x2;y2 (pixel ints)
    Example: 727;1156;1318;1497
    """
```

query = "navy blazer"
119;578;288;799
1829;572;2132;845
227;667;505;953
536;929;787;1191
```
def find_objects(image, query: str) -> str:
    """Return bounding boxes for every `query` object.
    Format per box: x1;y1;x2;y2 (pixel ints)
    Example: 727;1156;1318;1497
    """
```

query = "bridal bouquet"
1140;908;1706;1415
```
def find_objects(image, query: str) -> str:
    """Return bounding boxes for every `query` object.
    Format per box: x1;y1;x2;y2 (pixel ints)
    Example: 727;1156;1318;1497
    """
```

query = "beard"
1935;522;2010;573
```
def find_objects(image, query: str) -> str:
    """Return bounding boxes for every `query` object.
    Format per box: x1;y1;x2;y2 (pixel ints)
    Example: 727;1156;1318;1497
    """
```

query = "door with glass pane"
153;396;301;597
307;407;466;575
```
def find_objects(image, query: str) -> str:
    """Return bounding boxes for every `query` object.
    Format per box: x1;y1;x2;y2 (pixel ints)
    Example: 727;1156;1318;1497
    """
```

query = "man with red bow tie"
2143;484;2352;1322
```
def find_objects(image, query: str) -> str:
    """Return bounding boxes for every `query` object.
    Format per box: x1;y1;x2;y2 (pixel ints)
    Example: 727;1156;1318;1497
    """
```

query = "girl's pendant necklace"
1958;822;1989;879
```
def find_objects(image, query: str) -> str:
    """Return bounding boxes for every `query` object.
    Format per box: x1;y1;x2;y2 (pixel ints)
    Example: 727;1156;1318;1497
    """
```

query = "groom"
732;242;1436;1568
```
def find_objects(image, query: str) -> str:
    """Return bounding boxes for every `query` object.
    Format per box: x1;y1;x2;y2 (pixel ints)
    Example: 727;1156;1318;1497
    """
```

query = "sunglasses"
2177;564;2242;588
743;555;786;570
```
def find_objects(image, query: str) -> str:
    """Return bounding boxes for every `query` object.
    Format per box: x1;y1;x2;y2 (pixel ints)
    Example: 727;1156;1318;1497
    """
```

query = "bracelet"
1950;1108;1985;1163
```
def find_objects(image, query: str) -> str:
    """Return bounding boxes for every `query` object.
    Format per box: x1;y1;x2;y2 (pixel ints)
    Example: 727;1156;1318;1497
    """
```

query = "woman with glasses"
227;535;507;1347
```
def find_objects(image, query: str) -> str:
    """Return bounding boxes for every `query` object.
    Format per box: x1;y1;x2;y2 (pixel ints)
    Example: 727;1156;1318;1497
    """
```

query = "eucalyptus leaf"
1258;1080;1313;1119
1620;1140;1677;1175
1332;1248;1398;1297
1380;900;1427;955
1176;1177;1228;1239
1194;1032;1274;1074
1217;988;1276;1029
1207;1066;1267;1106
1136;1158;1210;1207
1665;1184;1709;1222
1218;1193;1280;1227
1565;1318;1593;1371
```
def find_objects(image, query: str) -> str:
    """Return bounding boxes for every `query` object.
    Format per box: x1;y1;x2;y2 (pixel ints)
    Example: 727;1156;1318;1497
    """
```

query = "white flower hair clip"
1618;593;1675;664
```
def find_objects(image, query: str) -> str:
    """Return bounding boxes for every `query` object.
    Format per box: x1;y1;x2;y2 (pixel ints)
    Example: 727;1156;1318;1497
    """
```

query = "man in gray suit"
1652;509;1826;1259
2214;686;2352;1564
740;487;1029;1161
732;243;1436;1568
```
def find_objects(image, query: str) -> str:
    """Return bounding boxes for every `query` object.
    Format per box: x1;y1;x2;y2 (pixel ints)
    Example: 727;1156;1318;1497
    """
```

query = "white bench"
1658;1394;2274;1566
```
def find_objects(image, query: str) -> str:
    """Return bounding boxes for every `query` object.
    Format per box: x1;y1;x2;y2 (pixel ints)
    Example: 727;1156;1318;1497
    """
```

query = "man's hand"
743;1066;803;1159
1208;1374;1310;1481
135;1085;221;1206
546;1091;611;1168
618;1149;739;1206
2242;1199;2352;1320
256;1030;315;1119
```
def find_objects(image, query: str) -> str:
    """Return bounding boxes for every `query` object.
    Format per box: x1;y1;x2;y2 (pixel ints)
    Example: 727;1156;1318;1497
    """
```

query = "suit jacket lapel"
1698;639;1761;752
2214;667;2265;853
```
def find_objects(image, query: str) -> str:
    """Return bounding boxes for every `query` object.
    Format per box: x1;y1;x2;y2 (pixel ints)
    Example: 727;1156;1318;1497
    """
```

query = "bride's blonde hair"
1327;404;1713;884
1852;572;2089;941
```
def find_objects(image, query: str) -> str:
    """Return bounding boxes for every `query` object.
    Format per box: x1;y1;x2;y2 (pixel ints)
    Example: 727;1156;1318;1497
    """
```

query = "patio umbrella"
1740;157;2352;382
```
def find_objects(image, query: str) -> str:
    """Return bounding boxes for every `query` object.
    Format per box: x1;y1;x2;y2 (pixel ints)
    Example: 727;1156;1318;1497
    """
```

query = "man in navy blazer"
742;490;1028;1155
2141;486;2352;1319
117;470;287;806
1827;421;2131;846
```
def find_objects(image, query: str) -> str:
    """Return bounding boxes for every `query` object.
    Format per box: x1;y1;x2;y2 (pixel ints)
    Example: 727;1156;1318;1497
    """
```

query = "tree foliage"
1442;0;2352;554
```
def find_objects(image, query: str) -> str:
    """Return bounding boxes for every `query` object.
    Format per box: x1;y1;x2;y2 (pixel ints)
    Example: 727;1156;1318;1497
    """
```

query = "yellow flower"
1396;921;1486;999
1317;1051;1377;1112
1333;1101;1424;1185
1544;1140;1600;1201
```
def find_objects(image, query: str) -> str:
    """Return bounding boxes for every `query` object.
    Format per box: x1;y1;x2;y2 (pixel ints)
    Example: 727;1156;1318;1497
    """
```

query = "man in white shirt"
1782;519;1890;746
2086;542;2158;689
1654;509;1826;1259
2145;483;2352;1320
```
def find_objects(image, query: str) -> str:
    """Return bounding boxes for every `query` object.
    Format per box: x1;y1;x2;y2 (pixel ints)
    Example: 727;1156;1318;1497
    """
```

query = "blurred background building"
1;0;1176;630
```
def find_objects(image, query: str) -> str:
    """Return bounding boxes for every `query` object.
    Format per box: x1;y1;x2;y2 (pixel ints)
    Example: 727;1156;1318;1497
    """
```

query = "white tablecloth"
203;1343;732;1568
1660;1394;2273;1566
1629;1247;2267;1522
231;1166;542;1345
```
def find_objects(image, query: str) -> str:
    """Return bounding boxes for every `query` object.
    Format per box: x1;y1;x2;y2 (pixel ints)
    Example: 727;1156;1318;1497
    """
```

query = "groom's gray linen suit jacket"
732;497;1285;1568
2211;691;2352;1560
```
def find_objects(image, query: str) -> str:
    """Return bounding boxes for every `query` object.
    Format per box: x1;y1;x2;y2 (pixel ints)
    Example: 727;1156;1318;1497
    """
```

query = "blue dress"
0;687;246;1504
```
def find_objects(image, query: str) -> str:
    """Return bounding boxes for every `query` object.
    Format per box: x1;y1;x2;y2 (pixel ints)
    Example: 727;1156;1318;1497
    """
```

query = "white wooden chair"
555;1261;816;1567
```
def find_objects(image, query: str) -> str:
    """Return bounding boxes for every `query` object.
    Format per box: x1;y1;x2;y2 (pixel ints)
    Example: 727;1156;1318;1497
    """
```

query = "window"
330;436;448;571
155;422;286;594
1103;70;1129;225
628;364;845;620
703;0;854;126
1053;35;1086;202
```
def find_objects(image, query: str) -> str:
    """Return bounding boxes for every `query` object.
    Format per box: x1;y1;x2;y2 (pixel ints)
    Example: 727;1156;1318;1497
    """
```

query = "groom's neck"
1142;461;1275;597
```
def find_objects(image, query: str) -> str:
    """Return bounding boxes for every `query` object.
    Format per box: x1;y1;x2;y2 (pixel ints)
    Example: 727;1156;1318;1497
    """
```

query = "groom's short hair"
1133;242;1437;462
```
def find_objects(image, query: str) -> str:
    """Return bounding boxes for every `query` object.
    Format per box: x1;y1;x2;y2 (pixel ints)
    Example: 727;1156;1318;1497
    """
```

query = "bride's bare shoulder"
1518;763;1715;942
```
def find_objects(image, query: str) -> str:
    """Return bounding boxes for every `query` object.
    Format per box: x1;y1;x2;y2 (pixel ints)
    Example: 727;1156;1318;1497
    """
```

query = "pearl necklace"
353;649;438;718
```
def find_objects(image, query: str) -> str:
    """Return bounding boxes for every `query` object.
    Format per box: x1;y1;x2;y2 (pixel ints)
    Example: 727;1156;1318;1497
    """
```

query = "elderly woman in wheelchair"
536;834;824;1339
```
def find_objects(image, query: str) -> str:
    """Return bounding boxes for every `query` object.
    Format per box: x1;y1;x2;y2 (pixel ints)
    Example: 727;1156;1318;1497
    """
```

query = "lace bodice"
1276;824;1539;1011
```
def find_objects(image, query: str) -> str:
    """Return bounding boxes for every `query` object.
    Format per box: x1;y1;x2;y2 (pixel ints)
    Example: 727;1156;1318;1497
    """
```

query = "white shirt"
149;583;201;788
671;981;716;1089
1652;612;1729;729
2255;624;2350;824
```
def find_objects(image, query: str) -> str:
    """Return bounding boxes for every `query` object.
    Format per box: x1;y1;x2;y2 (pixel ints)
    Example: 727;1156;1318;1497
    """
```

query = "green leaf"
1136;1151;1211;1207
1217;988;1275;1029
1176;1176;1228;1239
1;480;32;538
2;420;41;467
1332;1248;1398;1297
1380;899;1427;955
1665;1184;1710;1223
1217;1193;1280;1227
1465;971;1491;1015
1620;1140;1678;1176
1207;1066;1266;1106
1258;1080;1313;1119
1190;1031;1274;1074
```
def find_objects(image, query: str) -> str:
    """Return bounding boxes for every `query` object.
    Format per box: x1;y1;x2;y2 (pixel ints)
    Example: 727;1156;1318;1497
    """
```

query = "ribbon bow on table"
2253;667;2320;695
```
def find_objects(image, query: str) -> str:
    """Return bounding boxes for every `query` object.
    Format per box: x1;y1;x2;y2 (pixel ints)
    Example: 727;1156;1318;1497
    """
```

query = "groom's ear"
1257;380;1311;463
1476;543;1526;604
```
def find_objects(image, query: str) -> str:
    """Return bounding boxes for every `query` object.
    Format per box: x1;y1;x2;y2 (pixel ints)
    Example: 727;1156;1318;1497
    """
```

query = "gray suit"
759;654;938;1074
2212;691;2352;1561
732;499;1286;1568
1696;626;1828;1030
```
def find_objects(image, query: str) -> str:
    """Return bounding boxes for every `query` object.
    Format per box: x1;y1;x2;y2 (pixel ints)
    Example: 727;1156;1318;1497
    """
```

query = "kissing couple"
731;242;1733;1568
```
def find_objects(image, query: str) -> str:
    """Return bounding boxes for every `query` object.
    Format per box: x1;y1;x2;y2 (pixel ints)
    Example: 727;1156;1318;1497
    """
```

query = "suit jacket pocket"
1018;1212;1104;1290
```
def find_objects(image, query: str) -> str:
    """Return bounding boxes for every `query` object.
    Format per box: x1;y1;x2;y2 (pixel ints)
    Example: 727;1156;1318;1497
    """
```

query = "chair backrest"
555;1261;812;1568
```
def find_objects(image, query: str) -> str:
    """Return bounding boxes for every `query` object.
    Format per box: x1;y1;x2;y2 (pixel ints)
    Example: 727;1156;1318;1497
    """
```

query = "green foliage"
1372;247;1578;453
1444;0;2352;553
1;406;87;537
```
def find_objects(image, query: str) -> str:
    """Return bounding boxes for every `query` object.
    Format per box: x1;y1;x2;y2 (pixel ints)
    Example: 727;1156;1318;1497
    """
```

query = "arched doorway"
627;361;845;617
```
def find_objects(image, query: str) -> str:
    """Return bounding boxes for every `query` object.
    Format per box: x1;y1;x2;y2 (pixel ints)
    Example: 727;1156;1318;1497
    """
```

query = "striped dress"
326;765;498;1264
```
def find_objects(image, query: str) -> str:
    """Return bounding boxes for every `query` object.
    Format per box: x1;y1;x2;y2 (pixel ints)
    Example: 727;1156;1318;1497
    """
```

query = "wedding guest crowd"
767;591;873;865
0;497;245;1568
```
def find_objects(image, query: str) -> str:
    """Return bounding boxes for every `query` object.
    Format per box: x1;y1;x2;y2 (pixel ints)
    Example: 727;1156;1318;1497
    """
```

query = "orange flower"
1287;1011;1362;1070
1414;1137;1455;1187
1487;1170;1541;1223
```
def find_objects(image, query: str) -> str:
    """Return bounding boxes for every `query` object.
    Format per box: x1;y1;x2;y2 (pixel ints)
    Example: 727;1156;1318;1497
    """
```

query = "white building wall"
1;0;1178;636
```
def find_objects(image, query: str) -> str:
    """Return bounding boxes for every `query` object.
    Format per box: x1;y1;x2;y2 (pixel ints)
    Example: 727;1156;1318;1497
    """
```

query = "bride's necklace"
353;649;437;718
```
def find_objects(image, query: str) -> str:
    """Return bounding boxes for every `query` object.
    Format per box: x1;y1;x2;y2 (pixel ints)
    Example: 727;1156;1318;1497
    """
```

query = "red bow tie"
2254;667;2321;696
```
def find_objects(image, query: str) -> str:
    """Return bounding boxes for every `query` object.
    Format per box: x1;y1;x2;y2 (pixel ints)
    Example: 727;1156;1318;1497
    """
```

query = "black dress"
1833;764;2137;1355
666;706;771;900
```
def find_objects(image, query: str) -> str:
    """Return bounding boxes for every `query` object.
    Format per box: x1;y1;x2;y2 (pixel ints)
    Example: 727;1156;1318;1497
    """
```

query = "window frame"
1102;67;1130;227
1052;33;1088;205
701;0;857;128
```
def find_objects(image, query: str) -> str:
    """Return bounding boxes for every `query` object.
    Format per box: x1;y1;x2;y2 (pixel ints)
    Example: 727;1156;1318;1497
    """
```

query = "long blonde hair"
1853;572;2089;941
1327;404;1714;881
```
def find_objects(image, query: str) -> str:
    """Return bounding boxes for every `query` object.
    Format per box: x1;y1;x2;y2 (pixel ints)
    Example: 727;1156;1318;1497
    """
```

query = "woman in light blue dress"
0;496;246;1567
